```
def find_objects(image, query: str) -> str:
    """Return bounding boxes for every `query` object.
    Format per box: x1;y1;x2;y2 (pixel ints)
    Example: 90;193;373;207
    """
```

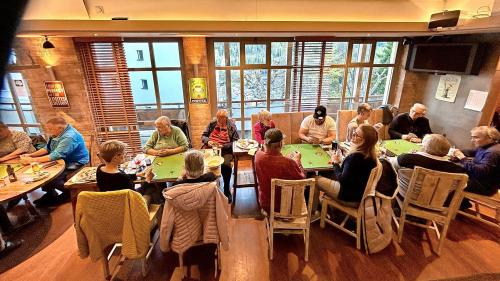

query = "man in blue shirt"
21;117;89;206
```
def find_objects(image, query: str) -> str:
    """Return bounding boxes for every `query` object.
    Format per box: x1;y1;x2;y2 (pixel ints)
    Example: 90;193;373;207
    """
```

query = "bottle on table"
7;165;17;183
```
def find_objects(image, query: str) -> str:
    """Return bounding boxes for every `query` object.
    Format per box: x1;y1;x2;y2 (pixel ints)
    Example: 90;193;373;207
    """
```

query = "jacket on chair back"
160;181;230;254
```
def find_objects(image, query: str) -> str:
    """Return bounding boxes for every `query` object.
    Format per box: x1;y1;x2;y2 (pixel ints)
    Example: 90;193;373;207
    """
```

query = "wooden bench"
250;111;313;144
458;191;500;229
336;109;389;141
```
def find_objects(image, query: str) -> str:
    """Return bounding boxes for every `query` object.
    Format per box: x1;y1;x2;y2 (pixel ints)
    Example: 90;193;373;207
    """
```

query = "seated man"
144;116;189;156
201;109;239;202
253;109;275;145
346;103;383;142
96;140;160;203
299;105;336;145
389;103;432;143
452;126;500;196
390;134;466;194
173;150;216;186
21;117;89;206
0;121;35;163
255;129;305;213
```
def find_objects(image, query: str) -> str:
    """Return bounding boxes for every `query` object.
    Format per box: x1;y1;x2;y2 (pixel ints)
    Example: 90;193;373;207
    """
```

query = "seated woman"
253;110;275;145
173;150;216;186
144;116;189;157
316;124;378;207
96;140;162;204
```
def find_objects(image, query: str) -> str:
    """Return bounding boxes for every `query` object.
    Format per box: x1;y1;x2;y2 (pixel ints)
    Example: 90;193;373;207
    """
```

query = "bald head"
410;103;426;120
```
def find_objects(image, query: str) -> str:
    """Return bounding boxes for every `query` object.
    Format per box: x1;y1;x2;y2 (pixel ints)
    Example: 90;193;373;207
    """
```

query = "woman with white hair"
144;116;189;157
253;109;275;145
173;150;216;186
452;126;500;196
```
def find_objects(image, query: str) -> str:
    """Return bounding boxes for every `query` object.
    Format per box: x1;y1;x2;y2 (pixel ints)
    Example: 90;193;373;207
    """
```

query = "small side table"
232;143;259;209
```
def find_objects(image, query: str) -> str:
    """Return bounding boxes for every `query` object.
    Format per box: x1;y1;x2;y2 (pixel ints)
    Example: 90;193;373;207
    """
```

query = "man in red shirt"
255;129;305;214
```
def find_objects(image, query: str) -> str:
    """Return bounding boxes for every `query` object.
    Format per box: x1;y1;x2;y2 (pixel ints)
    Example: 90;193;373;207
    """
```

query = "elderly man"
144;116;189;156
21;117;89;206
346;103;383;142
389;103;432;143
299;105;336;145
0;122;35;163
452;126;500;196
255;129;305;213
201;109;239;202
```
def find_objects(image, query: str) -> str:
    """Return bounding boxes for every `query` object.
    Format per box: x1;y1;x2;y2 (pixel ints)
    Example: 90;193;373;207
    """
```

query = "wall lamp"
43;36;55;49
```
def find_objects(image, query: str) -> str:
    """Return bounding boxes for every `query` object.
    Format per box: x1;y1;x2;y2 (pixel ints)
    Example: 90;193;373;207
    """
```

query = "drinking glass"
31;162;42;175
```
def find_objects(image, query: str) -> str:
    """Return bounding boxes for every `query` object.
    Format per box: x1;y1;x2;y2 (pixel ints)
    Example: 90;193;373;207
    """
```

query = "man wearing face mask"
20;117;89;206
298;105;336;145
144;116;189;157
389;103;432;143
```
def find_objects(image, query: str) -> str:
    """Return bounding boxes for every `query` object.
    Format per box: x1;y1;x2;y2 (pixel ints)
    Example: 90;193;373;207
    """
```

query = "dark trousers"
221;163;232;197
465;178;497;196
42;165;83;196
0;205;12;233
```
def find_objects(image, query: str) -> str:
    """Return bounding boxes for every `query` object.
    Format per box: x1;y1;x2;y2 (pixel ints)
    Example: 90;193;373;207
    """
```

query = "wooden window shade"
291;41;327;112
75;41;142;155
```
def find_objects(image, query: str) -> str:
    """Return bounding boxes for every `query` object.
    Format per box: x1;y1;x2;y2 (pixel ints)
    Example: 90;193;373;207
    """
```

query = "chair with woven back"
266;178;316;261
393;166;468;255
319;161;382;250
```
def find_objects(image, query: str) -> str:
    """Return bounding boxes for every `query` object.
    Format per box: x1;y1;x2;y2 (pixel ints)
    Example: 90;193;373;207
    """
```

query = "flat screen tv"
405;43;484;75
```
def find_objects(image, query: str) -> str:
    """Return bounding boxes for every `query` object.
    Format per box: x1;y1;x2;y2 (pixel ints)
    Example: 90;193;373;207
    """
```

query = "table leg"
232;155;239;205
23;195;40;217
251;156;260;210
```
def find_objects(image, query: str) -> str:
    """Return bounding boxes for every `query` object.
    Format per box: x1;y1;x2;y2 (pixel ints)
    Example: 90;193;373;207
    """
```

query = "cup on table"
31;162;42;175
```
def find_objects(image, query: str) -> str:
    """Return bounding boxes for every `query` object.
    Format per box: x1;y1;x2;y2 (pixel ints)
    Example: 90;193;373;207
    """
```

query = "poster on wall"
44;81;70;108
435;74;461;103
189;78;208;104
464;90;488;111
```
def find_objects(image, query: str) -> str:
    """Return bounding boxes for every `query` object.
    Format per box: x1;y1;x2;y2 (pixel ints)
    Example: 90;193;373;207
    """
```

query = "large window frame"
123;38;188;144
1;72;42;134
208;37;402;138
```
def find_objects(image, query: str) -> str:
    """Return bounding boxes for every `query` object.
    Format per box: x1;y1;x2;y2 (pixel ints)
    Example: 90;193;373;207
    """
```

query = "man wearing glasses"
388;103;432;143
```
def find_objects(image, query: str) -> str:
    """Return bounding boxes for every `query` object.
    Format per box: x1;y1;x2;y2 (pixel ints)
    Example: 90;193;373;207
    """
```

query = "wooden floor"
1;164;500;281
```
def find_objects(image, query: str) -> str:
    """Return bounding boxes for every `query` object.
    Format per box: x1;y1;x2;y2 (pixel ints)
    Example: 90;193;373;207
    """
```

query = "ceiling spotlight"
43;36;55;49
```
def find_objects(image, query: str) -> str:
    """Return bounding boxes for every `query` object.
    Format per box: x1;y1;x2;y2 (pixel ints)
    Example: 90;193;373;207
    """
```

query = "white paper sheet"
464;90;488;111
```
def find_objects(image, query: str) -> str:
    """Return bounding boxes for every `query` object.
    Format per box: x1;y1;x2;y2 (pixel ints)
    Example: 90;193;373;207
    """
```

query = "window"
0;72;41;134
123;40;186;145
211;40;294;138
210;38;399;138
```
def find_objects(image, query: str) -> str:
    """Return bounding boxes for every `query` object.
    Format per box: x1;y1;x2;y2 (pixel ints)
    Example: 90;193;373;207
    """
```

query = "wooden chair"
393;166;468;255
320;163;382;250
266;178;316;261
457;191;500;230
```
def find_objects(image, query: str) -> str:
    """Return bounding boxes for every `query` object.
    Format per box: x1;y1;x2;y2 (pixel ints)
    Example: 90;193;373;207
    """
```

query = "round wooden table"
0;160;65;216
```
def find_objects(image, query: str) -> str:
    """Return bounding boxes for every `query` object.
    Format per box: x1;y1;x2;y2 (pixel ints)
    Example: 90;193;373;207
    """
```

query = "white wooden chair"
457;191;500;230
320;163;382;250
265;178;316;261
393;166;468;255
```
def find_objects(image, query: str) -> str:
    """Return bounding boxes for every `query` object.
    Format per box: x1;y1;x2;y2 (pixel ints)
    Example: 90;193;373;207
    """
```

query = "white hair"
184;150;205;179
155;116;171;126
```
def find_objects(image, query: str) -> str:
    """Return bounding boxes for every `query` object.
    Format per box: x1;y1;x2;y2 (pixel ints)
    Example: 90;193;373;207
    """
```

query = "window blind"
75;40;142;155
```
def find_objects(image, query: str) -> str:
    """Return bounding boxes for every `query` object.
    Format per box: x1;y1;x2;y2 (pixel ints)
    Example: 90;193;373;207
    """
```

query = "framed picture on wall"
189;78;208;104
44;80;70;108
435;74;461;103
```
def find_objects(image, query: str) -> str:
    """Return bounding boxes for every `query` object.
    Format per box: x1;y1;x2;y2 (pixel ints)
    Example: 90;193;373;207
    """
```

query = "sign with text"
44;80;70;108
189;78;208;104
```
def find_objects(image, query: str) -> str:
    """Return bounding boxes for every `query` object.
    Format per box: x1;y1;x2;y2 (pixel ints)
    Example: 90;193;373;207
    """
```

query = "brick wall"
182;37;212;149
12;37;98;163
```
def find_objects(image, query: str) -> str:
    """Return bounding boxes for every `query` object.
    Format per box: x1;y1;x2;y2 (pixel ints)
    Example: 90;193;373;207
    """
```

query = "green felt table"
281;144;332;171
0;164;24;179
152;153;186;182
382;139;422;156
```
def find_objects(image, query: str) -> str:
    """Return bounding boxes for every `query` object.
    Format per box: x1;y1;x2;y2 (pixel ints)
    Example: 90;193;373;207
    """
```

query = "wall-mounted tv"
405;43;484;75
